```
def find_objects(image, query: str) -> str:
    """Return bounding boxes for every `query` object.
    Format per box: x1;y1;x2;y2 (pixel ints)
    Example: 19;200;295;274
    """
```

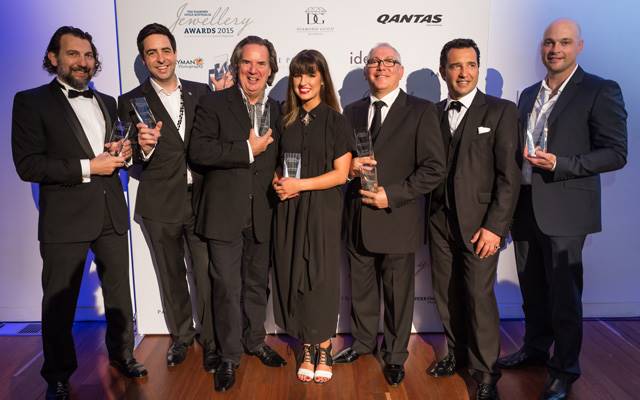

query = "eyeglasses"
366;58;401;68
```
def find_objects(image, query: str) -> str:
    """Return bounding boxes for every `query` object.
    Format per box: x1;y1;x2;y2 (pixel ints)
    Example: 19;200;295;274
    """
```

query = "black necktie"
68;89;93;99
447;100;462;112
370;100;386;141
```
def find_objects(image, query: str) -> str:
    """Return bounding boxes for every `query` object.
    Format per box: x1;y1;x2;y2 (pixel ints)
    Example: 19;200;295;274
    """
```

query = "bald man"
496;19;627;400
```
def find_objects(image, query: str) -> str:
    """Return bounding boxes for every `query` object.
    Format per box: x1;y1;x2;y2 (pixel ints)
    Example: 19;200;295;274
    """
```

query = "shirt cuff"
551;157;557;171
81;159;91;183
141;146;156;161
246;140;255;164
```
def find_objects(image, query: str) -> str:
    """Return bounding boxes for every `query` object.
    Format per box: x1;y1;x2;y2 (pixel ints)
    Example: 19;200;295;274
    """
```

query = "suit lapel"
48;80;95;158
227;86;251;133
181;80;197;148
374;90;410;149
93;90;112;145
457;91;488;158
141;79;182;144
547;66;584;127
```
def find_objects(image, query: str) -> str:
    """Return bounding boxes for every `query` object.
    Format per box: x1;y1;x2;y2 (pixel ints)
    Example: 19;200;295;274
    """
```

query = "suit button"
249;194;254;200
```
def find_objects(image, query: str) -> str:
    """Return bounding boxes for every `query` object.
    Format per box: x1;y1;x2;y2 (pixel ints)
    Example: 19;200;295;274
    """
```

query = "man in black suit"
496;19;627;400
11;26;146;400
188;35;286;392
118;23;219;372
335;43;446;386
426;39;520;400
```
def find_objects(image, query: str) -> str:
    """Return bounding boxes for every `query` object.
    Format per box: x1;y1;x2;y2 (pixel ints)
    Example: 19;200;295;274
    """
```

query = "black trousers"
39;207;133;384
141;190;212;348
429;208;501;384
346;234;415;365
513;186;585;382
207;216;270;364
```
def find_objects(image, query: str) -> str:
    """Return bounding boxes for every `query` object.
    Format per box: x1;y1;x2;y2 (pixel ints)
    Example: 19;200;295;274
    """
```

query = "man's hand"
138;121;163;155
470;227;502;259
524;146;556;171
210;71;234;91
248;128;273;157
349;156;376;179
360;186;388;209
274;177;301;201
90;152;126;176
105;139;132;160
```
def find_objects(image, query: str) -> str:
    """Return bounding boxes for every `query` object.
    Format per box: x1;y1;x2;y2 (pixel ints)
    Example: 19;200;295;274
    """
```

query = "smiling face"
292;67;323;110
364;46;404;98
541;19;583;78
48;33;96;90
237;43;271;102
440;47;479;100
141;33;177;87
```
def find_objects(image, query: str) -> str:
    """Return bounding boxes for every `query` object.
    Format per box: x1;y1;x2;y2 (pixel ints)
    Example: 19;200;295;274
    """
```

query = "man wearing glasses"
335;43;446;386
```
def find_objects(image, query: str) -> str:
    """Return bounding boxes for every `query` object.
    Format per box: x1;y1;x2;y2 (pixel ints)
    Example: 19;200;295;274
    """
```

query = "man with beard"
118;23;218;373
12;26;146;400
188;35;285;392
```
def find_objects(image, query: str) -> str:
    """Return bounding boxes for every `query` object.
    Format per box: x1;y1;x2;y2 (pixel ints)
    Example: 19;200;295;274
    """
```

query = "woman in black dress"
272;49;352;383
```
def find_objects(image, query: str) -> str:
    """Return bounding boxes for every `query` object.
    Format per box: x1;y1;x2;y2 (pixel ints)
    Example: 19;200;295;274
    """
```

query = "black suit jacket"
344;89;446;254
118;78;210;223
514;66;627;237
432;91;521;251
12;79;129;243
188;85;280;243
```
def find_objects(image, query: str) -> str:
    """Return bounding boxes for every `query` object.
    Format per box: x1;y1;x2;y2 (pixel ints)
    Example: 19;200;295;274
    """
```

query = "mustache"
70;66;90;73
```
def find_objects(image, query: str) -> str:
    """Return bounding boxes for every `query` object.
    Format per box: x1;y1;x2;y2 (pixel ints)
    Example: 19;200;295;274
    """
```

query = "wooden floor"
2;320;639;399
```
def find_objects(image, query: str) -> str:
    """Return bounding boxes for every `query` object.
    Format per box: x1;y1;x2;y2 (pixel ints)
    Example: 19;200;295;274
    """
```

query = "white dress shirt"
368;86;401;129
445;87;477;134
146;77;193;184
521;64;578;184
57;78;105;183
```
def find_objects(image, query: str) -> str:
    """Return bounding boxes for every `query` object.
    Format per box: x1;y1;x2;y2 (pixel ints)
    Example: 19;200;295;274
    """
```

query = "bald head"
540;18;584;81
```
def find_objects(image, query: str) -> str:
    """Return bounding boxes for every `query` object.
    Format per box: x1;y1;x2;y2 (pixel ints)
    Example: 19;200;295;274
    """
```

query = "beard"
58;65;94;90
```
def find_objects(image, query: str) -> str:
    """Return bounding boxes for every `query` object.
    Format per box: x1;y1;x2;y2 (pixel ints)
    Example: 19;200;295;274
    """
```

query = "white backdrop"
115;0;491;334
2;0;637;331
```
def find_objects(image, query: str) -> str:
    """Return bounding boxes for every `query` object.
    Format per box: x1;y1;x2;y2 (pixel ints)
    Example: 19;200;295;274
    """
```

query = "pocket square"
477;126;491;134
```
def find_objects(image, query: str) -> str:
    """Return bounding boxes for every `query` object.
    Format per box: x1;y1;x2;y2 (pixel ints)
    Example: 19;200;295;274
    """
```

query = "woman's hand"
274;177;301;201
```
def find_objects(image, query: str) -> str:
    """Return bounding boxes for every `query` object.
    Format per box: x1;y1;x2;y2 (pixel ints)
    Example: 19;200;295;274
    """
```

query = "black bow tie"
447;100;463;112
68;89;93;99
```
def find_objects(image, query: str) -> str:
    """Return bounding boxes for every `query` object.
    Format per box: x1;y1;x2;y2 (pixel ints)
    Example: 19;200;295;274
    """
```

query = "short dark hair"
229;35;278;86
439;38;480;69
42;26;102;75
137;23;177;58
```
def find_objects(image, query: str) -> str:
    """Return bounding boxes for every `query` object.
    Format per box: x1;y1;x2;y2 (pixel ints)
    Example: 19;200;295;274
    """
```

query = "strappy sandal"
296;344;315;383
313;342;333;384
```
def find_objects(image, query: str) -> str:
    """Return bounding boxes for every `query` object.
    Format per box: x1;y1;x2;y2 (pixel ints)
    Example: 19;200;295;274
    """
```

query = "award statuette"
250;102;271;137
107;120;132;156
525;112;548;157
130;97;157;129
354;130;378;192
283;152;302;179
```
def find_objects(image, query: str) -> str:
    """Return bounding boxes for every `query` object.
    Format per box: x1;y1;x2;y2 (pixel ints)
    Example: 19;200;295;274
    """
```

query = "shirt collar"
446;86;477;110
56;77;89;92
150;75;182;96
370;86;400;108
239;85;265;106
541;64;579;96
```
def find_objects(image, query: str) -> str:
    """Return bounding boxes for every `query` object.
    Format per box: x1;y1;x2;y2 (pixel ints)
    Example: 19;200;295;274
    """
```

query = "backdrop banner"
115;0;491;334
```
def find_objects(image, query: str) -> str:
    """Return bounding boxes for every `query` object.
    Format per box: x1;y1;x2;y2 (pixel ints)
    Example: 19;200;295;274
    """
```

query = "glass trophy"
208;54;230;91
250;103;270;137
525;112;548;157
354;130;378;192
130;97;157;129
283;152;302;179
107;120;132;156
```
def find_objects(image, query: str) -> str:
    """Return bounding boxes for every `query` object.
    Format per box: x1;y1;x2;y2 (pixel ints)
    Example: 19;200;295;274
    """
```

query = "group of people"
11;17;627;400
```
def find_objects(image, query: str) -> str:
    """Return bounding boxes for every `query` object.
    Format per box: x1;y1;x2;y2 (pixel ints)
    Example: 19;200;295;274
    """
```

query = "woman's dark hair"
283;49;339;128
